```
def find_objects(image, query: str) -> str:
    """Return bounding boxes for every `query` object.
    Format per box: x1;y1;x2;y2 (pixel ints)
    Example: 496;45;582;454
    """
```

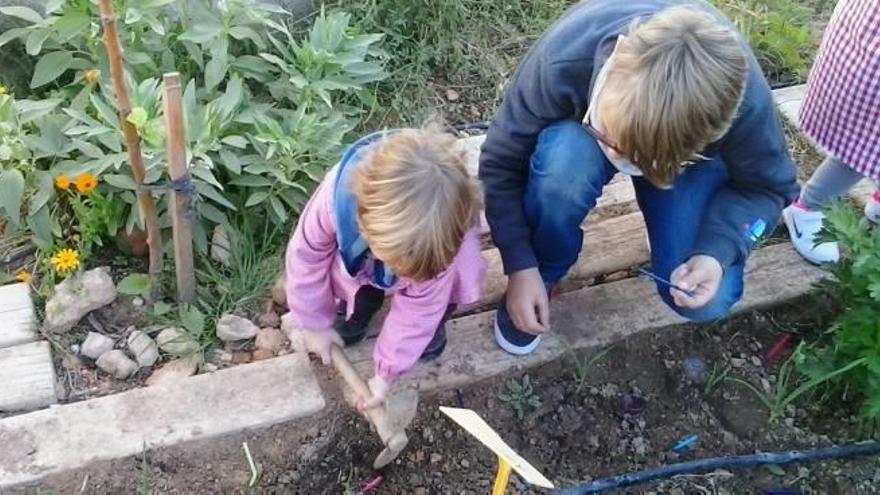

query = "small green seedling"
565;345;610;393
498;374;542;419
704;364;731;397
136;445;153;495
728;347;866;423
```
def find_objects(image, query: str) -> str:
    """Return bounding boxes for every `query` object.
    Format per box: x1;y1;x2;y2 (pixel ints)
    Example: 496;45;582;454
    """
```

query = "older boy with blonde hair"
480;0;798;354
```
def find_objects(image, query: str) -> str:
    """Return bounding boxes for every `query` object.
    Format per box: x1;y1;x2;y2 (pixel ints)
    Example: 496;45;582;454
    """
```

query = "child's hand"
669;255;723;309
507;267;550;335
302;328;344;365
357;375;391;411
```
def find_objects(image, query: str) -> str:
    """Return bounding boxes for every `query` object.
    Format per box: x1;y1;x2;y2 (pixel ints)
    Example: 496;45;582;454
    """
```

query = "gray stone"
281;313;307;352
80;332;115;360
96;350;138;379
255;328;286;353
257;312;281;328
210;225;232;267
146;357;199;387
0;353;324;488
156;327;199;356
216;314;258;342
127;331;159;367
44;268;117;333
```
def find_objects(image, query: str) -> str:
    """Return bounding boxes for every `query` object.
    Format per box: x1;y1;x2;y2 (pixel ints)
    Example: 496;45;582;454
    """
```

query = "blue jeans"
525;121;744;321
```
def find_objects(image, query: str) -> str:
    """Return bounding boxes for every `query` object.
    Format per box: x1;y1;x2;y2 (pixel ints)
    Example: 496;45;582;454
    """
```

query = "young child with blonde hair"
285;128;486;409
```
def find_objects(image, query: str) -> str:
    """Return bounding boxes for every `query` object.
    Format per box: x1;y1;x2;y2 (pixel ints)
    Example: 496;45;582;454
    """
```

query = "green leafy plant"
728;344;866;423
0;1;386;255
712;0;813;81
796;202;880;421
565;345;610;393
194;214;282;328
117;272;151;298
498;374;542;420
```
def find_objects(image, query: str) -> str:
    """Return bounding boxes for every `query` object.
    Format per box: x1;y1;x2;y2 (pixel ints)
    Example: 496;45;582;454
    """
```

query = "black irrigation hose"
553;441;880;494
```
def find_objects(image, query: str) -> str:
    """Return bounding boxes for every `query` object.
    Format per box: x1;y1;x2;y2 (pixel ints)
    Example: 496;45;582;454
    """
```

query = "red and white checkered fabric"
799;0;880;180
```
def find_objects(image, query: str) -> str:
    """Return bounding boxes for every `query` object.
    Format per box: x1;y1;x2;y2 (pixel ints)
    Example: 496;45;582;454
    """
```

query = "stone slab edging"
0;352;324;488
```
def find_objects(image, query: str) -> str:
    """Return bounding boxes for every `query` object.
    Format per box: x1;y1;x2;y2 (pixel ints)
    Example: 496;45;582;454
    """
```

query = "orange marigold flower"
15;271;31;283
84;69;100;84
50;248;80;274
75;173;98;193
55;175;71;190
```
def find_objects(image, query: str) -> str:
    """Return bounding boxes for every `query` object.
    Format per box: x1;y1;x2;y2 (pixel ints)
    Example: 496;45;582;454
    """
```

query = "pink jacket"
284;166;487;385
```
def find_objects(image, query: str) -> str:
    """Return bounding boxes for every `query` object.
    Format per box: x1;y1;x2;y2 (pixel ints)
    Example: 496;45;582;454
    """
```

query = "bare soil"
18;294;880;494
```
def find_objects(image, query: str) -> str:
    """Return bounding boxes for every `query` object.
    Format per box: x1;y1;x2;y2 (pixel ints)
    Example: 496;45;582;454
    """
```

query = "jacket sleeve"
478;52;584;274
372;272;456;386
692;68;800;267
284;175;339;331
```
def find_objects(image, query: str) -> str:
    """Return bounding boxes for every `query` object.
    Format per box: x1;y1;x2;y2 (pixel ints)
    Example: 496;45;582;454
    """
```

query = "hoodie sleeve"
691;65;800;267
284;173;339;331
478;51;588;274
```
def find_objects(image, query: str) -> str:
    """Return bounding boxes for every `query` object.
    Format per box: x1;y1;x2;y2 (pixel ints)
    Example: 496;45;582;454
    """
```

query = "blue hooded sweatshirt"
478;0;799;274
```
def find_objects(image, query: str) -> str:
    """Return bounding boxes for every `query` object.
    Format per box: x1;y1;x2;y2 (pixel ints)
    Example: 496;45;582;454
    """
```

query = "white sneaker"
783;204;839;264
865;192;880;224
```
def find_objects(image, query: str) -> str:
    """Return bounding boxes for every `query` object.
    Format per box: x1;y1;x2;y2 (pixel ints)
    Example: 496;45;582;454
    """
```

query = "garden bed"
16;297;880;494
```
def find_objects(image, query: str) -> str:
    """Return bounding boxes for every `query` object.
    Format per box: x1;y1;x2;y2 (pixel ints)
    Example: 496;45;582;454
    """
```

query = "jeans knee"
529;121;608;201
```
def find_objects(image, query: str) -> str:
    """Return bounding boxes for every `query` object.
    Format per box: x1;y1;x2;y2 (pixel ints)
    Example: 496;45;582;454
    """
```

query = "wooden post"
162;73;195;303
98;0;163;295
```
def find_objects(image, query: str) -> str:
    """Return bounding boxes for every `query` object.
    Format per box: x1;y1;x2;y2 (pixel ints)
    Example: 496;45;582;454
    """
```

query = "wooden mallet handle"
329;345;407;452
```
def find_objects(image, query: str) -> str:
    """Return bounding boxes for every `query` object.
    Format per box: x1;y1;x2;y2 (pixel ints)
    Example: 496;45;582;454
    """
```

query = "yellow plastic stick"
492;457;512;495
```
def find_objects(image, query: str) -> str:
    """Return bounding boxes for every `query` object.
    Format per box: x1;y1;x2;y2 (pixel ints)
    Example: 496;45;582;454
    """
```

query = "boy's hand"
507;268;550;335
357;375;391;411
302;328;344;365
669;255;723;309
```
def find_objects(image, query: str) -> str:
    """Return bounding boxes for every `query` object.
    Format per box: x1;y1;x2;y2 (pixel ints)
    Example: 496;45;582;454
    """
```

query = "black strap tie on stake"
134;173;198;219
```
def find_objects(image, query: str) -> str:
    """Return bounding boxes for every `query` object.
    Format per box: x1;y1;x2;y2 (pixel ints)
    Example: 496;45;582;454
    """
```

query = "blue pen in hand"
638;268;697;298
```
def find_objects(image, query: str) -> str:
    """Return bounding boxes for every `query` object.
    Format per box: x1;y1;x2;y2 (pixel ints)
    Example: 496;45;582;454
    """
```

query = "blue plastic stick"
637;268;696;297
672;434;699;452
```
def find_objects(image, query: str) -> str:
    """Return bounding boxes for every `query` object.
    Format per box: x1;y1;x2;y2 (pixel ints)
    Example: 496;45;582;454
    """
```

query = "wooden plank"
349;244;826;393
0;283;36;349
0;352;325;488
478;211;648;311
0;341;56;412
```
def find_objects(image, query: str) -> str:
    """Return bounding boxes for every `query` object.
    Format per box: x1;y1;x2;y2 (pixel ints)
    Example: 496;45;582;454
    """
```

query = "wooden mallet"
330;344;417;469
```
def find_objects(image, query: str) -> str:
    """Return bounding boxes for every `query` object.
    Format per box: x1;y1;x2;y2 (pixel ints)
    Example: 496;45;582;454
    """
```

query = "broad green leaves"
0;168;24;225
31;51;73;88
117;273;151;297
0;0;387;254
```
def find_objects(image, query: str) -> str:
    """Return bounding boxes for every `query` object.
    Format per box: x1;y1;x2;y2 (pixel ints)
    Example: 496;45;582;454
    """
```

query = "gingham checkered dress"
799;0;880;181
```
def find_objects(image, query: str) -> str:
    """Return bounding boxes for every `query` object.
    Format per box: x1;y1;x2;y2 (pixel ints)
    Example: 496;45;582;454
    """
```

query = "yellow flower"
15;271;31;283
55;175;71;190
75;173;98;193
0;84;7;95
50;248;80;274
84;69;100;84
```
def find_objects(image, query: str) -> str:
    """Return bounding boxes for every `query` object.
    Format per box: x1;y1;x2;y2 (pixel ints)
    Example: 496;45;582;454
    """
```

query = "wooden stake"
98;0;163;294
161;73;195;303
